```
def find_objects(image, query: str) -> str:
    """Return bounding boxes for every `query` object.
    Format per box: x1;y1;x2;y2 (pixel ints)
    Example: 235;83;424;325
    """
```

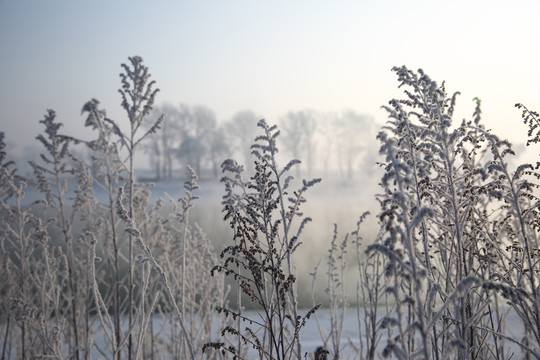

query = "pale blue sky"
1;0;539;157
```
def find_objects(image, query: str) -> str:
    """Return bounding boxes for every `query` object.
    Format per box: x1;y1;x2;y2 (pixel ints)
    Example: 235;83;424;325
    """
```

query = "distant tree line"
144;104;378;181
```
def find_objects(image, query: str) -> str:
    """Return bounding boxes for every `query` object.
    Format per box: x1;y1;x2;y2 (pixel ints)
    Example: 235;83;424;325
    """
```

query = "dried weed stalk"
204;119;321;359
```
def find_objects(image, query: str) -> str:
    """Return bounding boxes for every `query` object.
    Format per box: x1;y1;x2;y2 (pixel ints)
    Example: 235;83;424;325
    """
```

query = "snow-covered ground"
85;307;526;359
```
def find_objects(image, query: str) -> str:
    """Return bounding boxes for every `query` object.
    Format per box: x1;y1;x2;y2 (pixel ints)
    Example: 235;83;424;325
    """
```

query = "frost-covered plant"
111;181;196;360
204;119;321;359
0;131;68;359
477;102;540;358
351;212;389;360
310;224;350;359
141;167;227;359
29;109;97;359
0;56;225;360
78;58;224;360
81;98;127;358
369;66;521;359
309;212;388;360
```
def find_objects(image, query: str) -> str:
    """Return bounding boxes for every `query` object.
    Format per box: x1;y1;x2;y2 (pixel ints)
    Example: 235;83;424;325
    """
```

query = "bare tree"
176;104;216;177
334;110;374;180
178;136;205;176
145;103;183;180
224;110;260;174
280;110;318;177
207;124;231;179
317;111;339;179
